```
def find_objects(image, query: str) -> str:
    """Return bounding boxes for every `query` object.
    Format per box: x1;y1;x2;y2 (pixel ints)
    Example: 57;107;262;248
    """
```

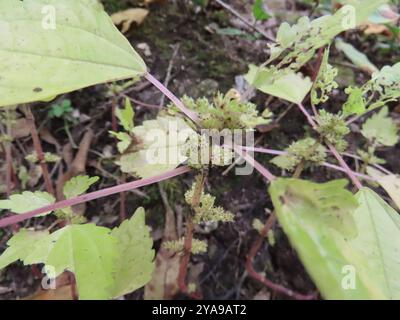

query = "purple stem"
145;73;278;183
145;73;200;124
233;145;276;182
0;166;191;228
297;103;363;190
240;146;375;181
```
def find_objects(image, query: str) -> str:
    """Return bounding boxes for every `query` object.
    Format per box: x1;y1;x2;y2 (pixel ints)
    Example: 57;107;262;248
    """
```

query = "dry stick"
4;119;12;196
297;103;363;190
214;0;276;42
245;214;316;300
22;105;55;195
160;44;180;108
110;97;127;222
0;166;191;228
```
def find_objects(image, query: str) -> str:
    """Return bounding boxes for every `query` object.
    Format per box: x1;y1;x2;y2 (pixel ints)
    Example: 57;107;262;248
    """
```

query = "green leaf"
367;167;400;210
116;116;196;178
0;191;55;216
24;224;118;300
311;47;338;105
63;175;99;199
339;0;389;25
336;40;378;74
361;107;398;147
343;86;366;116
110;207;155;298
116;98;135;132
249;1;387;102
0;229;49;269
269;178;386;299
245;65;312;104
253;0;271;21
0;0;147;107
270;178;400;299
110;131;132;153
350;188;400;299
178;91;271;130
270;138;327;171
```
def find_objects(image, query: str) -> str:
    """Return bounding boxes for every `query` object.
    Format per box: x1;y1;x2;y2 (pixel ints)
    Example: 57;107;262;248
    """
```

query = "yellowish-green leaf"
367;167;400;210
116;98;135;132
361;107;398;147
116;116;195;178
63;175;99;199
336;40;378;74
110;131;132;153
269;178;387;299
0;0;147;107
110;207;155;298
24;224;118;300
0;191;55;216
0;229;49;269
245;65;312;104
349;188;400;299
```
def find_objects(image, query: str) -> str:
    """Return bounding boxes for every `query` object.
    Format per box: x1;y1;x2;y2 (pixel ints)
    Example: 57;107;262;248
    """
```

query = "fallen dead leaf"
361;23;392;36
144;184;180;299
23;272;73;300
10;118;30;140
39;128;61;150
111;8;149;33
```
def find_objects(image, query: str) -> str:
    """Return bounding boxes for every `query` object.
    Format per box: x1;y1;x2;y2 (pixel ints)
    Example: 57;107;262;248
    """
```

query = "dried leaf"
111;8;149;33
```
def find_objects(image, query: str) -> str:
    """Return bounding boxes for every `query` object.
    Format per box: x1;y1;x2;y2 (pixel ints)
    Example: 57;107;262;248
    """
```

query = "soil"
1;0;399;300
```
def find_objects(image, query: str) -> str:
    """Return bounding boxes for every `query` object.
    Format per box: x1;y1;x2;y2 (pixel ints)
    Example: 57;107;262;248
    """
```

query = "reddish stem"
145;73;200;124
5;141;12;196
0;166;191;228
233;145;276;182
328;144;363;190
23;106;55;195
110;98;127;222
246;214;316;300
177;219;194;294
296;103;362;190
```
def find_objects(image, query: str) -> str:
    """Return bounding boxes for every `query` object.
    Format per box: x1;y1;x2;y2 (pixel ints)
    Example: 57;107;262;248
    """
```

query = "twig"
4;115;12;196
22;105;55;195
214;0;276;42
160;44;180;108
121;95;161;109
0;166;191;228
246;214;316;300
